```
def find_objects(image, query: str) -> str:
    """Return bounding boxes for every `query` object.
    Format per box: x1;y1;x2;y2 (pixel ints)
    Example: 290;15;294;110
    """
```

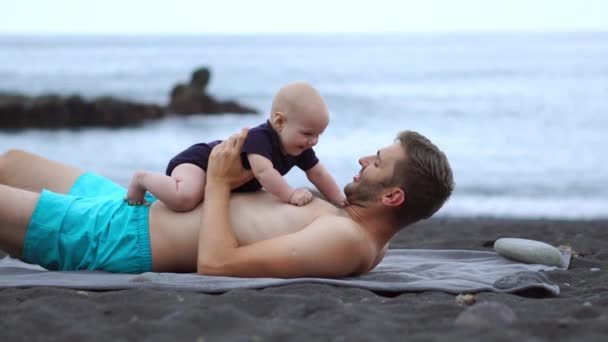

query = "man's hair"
388;131;454;227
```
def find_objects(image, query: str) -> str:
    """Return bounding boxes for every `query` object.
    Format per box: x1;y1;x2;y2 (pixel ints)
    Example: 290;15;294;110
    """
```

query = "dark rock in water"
454;301;516;327
168;67;258;115
0;93;164;129
0;66;258;129
190;67;211;91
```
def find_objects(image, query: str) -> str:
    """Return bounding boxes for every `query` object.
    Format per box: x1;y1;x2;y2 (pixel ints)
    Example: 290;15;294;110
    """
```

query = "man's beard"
344;178;386;205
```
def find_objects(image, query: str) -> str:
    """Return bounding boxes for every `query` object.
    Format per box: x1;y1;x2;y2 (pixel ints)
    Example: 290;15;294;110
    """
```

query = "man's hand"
289;188;313;206
206;128;253;189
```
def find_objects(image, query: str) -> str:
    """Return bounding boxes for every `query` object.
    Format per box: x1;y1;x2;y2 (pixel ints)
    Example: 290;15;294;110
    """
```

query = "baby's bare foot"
125;171;148;205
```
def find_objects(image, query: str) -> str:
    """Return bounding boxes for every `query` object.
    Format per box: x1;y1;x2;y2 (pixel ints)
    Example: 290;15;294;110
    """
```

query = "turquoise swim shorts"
22;172;156;273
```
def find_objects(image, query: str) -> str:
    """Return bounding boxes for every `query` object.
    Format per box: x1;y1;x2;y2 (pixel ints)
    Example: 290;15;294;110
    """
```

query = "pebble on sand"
455;294;477;306
494;238;564;267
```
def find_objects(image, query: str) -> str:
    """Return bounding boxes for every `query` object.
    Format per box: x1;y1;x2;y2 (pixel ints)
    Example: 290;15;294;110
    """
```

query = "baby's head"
269;82;330;156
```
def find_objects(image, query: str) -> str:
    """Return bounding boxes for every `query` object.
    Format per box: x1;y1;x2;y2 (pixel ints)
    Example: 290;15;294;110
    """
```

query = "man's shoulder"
311;214;368;243
307;214;376;275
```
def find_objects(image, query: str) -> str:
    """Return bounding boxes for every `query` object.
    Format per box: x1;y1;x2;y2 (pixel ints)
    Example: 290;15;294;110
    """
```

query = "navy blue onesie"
166;121;319;192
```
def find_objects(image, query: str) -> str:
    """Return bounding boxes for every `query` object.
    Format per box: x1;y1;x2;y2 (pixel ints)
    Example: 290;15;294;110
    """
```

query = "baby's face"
278;112;328;156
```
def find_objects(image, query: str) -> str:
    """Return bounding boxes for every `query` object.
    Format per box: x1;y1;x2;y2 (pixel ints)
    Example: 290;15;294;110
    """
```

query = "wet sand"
1;217;607;341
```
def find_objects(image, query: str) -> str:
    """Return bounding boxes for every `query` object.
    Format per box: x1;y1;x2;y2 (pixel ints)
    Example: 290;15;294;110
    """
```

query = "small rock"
454;301;516;327
583;301;592;307
161;310;183;321
494;238;564;267
573;306;600;320
557;318;571;328
455;294;477;306
590;268;600;272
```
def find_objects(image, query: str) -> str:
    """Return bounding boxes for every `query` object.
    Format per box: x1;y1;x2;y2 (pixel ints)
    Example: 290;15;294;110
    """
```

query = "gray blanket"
0;249;571;295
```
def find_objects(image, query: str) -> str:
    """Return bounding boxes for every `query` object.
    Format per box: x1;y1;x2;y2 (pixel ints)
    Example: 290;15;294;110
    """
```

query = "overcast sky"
1;0;606;34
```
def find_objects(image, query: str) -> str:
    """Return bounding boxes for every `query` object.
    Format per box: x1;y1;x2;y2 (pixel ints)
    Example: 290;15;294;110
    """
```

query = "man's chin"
344;180;384;205
343;182;356;197
343;183;360;205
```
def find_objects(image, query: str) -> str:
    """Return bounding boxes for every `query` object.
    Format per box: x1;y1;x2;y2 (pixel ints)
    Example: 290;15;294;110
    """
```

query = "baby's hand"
125;171;148;206
288;188;313;206
334;197;349;208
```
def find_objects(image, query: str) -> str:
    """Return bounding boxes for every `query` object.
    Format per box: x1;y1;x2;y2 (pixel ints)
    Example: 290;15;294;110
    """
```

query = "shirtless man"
0;129;453;278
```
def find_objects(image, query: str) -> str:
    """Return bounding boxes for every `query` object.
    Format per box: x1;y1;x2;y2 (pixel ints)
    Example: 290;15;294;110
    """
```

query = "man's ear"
272;112;286;131
381;187;405;207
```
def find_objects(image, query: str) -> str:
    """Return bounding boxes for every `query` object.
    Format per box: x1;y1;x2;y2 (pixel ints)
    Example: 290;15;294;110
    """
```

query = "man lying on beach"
0;129;453;278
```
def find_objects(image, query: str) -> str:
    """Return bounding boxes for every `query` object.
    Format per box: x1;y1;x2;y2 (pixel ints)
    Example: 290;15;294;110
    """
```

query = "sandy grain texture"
1;217;607;341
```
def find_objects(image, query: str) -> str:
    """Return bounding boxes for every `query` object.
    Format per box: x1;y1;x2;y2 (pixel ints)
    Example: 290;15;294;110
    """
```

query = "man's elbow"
197;252;224;275
197;260;226;276
196;264;214;276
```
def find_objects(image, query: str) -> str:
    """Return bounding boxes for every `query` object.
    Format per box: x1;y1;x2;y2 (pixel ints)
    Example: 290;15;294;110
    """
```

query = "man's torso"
148;191;349;272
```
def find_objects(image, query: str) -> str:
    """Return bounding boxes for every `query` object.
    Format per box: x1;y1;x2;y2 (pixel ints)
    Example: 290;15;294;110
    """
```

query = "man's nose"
309;136;318;146
359;156;371;166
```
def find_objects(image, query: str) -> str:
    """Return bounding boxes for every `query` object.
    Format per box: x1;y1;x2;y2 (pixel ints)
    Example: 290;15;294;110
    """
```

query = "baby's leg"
0;184;40;257
131;163;206;212
0;149;83;194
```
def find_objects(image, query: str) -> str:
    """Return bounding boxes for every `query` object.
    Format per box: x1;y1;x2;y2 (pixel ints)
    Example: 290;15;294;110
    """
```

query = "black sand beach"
1;217;607;341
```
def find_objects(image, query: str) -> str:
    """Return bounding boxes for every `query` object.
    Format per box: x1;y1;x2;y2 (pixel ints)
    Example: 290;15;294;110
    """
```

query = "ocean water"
0;32;607;219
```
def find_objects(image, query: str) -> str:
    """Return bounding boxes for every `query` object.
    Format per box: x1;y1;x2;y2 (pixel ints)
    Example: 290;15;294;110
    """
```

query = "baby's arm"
247;154;312;206
126;163;206;212
305;162;347;207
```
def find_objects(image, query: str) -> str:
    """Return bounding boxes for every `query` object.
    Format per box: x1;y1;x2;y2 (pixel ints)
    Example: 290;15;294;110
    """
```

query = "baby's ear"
272;112;286;129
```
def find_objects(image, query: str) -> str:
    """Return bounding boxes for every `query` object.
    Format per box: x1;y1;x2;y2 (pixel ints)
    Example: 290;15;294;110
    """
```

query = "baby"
126;81;346;211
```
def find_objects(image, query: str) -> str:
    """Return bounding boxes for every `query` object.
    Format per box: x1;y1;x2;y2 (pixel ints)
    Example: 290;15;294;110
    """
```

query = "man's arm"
197;130;368;278
199;215;368;278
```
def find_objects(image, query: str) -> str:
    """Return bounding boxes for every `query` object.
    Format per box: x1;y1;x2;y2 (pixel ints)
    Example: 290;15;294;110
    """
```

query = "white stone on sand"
494;238;564;267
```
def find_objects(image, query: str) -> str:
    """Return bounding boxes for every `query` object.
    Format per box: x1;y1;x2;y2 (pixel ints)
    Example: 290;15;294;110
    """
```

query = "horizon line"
1;28;607;36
